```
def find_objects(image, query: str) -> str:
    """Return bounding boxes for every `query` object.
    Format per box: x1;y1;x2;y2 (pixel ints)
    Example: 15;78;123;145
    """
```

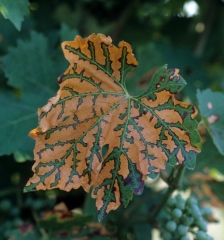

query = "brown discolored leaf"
24;33;201;220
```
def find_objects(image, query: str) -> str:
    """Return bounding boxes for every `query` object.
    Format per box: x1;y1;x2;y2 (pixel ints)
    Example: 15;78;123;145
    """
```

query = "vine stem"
148;164;185;222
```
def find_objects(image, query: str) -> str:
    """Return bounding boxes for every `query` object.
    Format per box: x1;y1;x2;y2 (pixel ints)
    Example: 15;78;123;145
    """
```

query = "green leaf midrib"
98;98;132;219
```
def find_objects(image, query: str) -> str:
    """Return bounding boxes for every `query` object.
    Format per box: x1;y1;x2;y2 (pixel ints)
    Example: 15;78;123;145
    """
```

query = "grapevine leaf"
197;89;224;155
0;31;59;157
0;0;29;30
0;90;36;156
60;23;79;42
24;33;201;221
2;31;58;92
184;132;224;179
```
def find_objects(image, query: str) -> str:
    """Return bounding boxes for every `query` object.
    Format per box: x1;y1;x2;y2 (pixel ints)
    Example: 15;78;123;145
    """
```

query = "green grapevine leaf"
0;31;59;157
2;31;58;92
0;0;29;30
60;23;79;42
197;89;224;155
24;33;201;220
188;134;224;175
0;90;36;157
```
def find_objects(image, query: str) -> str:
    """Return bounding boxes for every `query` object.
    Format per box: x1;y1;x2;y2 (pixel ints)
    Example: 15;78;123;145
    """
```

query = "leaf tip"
23;183;37;193
23;187;29;193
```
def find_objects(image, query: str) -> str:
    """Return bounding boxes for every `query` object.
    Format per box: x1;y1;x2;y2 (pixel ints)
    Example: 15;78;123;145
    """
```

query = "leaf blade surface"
25;34;200;220
0;0;29;30
197;89;224;155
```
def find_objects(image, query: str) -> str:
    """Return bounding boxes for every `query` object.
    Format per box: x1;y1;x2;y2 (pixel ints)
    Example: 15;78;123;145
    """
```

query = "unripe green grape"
175;194;184;202
180;236;190;240
186;196;198;206
201;206;212;217
161;209;172;221
196;218;208;232
177;224;188;236
195;230;207;240
191;204;202;219
172;208;182;218
162;231;172;240
182;216;194;226
176;194;186;204
167;197;177;208
176;199;186;210
166;221;177;232
190;204;200;212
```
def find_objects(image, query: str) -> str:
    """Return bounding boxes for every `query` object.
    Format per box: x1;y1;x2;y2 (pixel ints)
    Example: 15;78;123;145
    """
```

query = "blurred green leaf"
0;31;60;157
83;191;98;222
60;23;79;42
197;89;224;155
157;44;208;101
2;31;58;92
126;43;164;96
53;3;81;29
133;223;152;240
0;0;30;30
0;90;36;157
190;135;224;174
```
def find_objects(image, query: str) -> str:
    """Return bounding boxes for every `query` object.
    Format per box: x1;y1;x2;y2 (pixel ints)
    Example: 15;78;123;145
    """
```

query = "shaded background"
0;0;224;239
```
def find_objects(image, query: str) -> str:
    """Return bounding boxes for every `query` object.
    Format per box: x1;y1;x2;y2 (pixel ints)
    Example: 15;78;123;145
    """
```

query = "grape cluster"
159;194;213;240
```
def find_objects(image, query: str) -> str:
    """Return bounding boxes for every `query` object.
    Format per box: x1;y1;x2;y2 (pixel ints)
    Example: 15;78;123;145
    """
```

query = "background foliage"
0;0;224;239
